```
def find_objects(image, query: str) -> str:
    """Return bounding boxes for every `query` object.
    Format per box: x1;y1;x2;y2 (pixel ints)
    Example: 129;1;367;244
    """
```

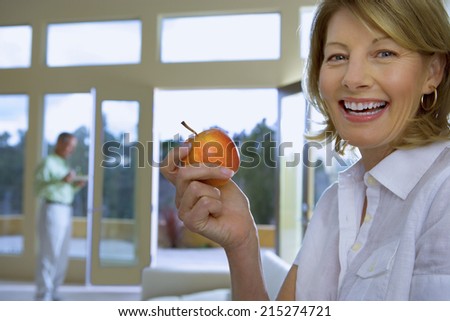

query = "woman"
161;0;450;300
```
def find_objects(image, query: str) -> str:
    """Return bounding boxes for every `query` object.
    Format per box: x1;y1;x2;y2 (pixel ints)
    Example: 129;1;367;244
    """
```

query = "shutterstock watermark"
101;133;349;169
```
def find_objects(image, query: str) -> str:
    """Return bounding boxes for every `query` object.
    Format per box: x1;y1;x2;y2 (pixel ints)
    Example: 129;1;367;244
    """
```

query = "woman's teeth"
344;101;386;112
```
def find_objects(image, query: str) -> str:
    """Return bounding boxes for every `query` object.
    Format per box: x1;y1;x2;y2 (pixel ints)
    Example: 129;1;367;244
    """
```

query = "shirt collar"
338;159;365;187
369;140;450;200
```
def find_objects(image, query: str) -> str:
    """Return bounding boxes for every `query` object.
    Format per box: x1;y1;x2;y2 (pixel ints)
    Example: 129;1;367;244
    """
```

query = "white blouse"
293;140;450;300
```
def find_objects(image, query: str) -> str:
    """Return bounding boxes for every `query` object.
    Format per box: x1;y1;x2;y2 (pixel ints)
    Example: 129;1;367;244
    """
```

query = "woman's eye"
327;54;347;62
377;50;396;58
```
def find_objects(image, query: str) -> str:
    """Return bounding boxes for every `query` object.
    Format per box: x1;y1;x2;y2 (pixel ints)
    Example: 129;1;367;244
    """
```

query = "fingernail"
221;167;235;177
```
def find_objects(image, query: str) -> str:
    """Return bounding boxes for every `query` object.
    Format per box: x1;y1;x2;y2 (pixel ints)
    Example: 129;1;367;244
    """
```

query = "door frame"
88;83;153;285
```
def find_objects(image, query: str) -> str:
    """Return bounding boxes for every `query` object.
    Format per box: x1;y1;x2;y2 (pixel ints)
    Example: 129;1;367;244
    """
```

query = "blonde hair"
304;0;450;153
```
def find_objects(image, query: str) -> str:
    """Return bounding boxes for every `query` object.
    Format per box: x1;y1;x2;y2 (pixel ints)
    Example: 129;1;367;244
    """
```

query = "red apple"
181;121;240;187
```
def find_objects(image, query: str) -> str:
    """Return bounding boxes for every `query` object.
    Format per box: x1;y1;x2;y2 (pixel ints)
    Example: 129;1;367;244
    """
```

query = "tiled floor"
0;248;229;301
0;282;142;301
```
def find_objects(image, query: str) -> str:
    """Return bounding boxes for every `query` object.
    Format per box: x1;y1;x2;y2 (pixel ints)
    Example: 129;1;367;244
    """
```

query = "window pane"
0;94;28;256
161;14;280;63
0;26;32;68
43;93;93;217
279;92;306;262
154;89;278;250
300;7;316;59
43;93;93;259
47;20;141;67
101;100;139;265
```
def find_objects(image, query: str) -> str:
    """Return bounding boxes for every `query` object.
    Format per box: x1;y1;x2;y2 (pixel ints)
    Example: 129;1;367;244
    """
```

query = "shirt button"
367;175;377;186
351;242;362;252
364;214;373;223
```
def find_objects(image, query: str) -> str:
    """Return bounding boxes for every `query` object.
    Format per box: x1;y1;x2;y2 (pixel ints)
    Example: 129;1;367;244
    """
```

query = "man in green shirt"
34;132;86;301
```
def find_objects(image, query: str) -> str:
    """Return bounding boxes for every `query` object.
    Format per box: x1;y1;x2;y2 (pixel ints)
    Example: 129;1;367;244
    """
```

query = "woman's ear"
423;53;446;93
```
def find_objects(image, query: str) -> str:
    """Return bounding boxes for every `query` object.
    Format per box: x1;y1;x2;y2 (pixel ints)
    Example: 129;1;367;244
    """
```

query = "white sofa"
141;250;291;301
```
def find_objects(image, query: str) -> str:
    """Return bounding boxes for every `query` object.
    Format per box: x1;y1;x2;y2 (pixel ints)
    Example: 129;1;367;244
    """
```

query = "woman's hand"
160;146;258;251
161;146;270;300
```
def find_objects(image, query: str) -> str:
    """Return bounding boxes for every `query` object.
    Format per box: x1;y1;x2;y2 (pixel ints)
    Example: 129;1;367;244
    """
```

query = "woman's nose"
341;57;372;90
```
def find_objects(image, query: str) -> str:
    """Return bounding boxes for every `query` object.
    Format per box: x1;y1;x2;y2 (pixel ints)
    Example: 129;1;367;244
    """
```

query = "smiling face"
319;8;437;163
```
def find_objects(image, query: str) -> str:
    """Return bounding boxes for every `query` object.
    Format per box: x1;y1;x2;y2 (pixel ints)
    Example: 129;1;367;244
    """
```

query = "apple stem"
181;121;198;136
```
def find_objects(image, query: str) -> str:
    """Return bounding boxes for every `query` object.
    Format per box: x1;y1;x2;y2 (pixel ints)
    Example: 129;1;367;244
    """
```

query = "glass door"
89;85;152;285
42;93;93;265
0;95;29;257
277;83;306;263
